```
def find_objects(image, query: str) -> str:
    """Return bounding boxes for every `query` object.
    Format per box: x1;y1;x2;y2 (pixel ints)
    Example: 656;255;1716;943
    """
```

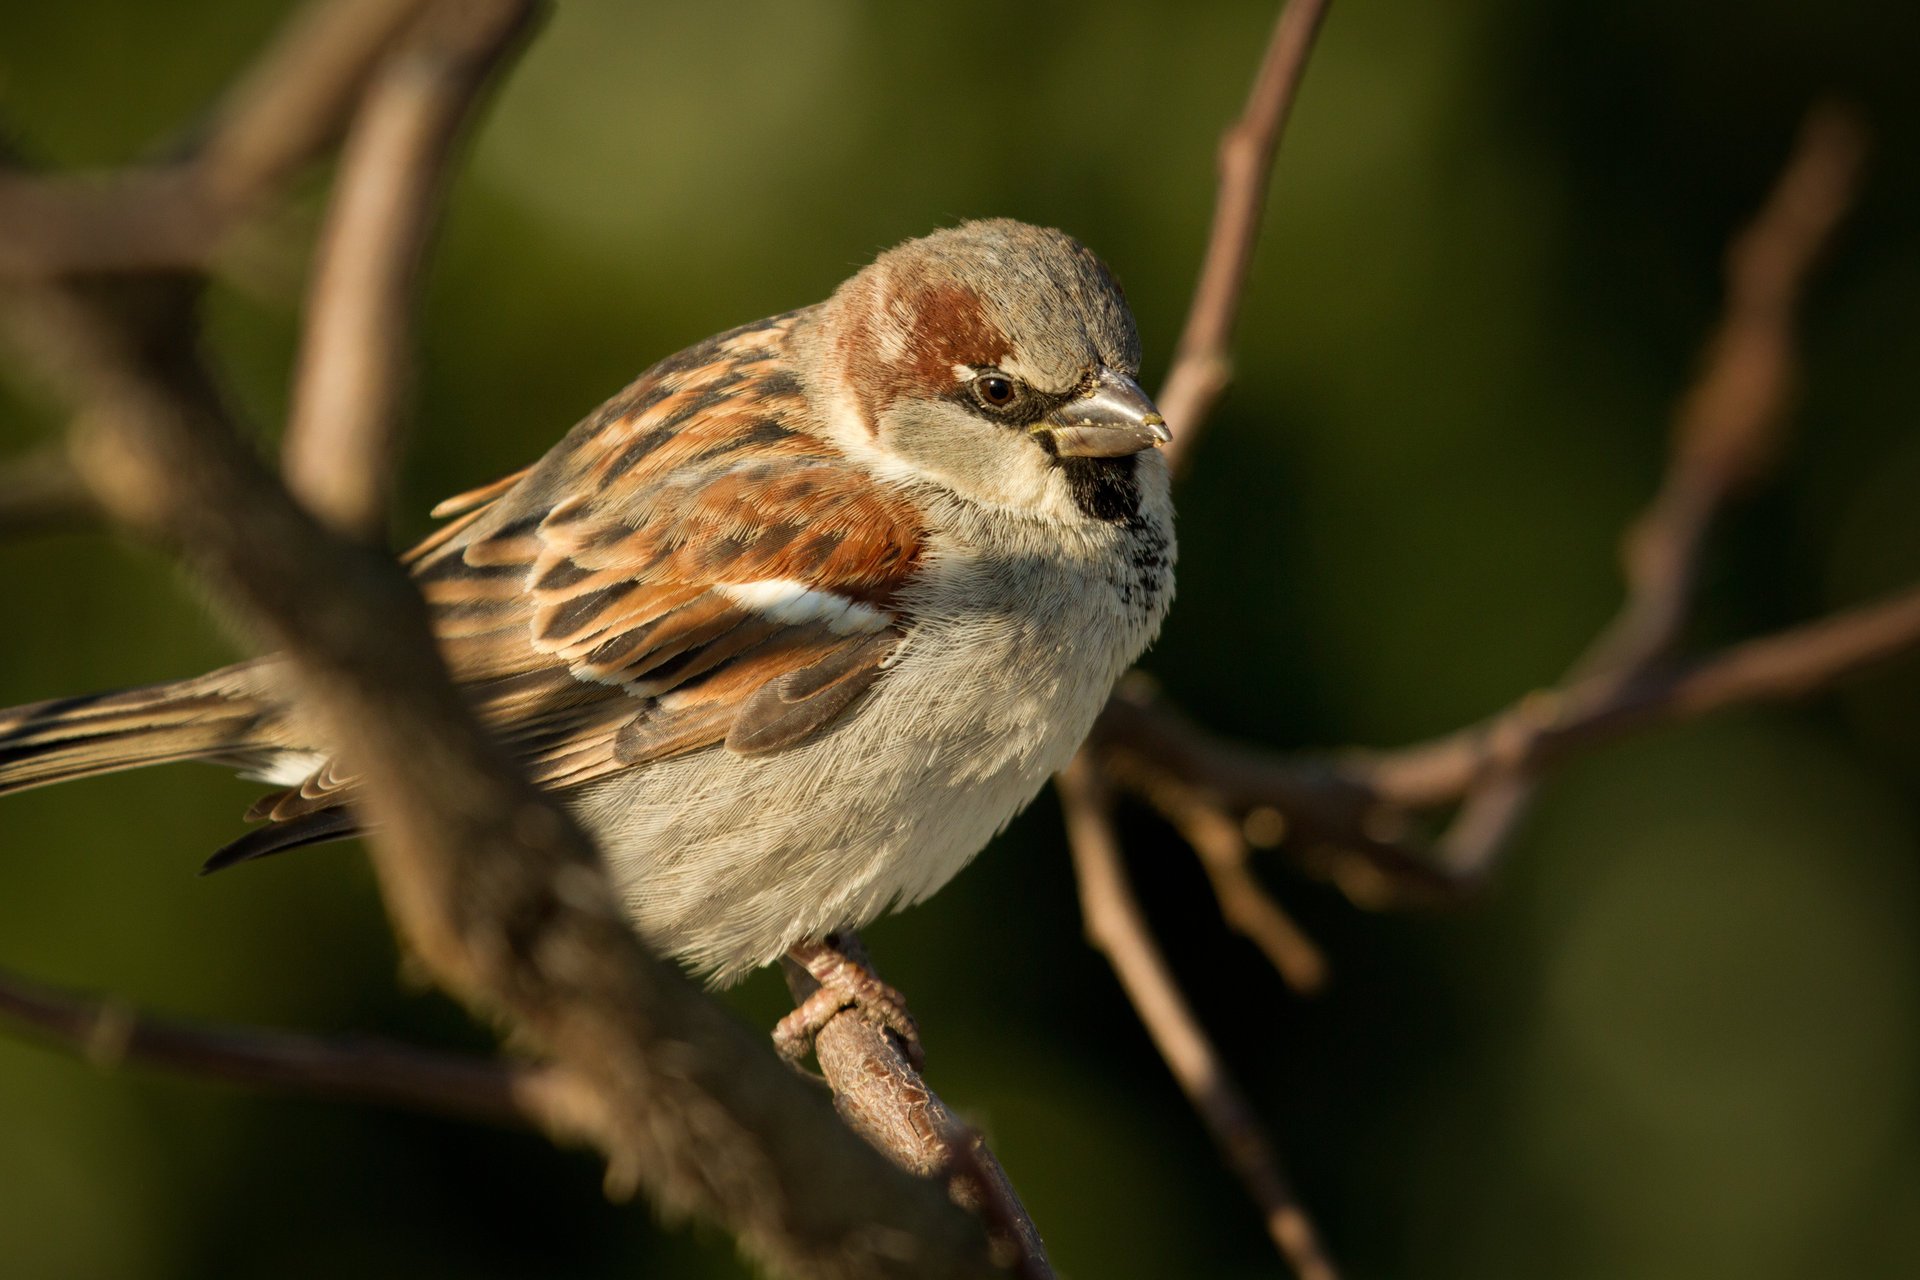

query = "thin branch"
1585;103;1868;677
0;964;598;1132
1093;579;1920;903
1090;684;1460;910
1158;0;1331;473
1169;798;1328;995
1434;102;1868;874
283;0;536;539
1091;99;1885;903
784;936;1052;1279
197;0;446;211
1059;756;1338;1280
1515;579;1920;759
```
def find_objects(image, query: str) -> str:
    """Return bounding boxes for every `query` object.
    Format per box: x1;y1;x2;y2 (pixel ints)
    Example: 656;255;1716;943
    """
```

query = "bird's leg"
775;932;923;1070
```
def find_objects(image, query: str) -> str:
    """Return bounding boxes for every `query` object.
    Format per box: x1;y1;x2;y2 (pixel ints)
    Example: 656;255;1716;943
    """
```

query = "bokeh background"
4;1;1920;1276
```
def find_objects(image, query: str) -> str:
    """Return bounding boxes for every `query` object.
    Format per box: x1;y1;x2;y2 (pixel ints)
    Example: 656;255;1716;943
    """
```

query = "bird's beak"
1035;369;1172;458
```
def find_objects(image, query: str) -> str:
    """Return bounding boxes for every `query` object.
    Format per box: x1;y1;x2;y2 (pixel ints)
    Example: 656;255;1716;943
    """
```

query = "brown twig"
283;0;536;539
1157;0;1330;473
1059;756;1338;1280
197;0;446;211
1090;685;1458;909
1057;6;1342;1255
1091;99;1888;906
1585;103;1867;678
784;936;1052;1279
1168;797;1328;994
1433;101;1867;875
1093;577;1920;907
0;964;597;1132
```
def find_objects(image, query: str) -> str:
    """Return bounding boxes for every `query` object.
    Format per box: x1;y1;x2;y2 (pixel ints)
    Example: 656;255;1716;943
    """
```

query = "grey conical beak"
1036;369;1172;458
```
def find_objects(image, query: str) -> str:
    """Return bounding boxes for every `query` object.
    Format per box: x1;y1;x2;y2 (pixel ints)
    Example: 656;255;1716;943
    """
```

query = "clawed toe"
775;935;924;1069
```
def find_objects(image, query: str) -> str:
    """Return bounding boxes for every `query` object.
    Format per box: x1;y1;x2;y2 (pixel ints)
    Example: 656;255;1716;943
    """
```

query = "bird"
0;219;1175;1054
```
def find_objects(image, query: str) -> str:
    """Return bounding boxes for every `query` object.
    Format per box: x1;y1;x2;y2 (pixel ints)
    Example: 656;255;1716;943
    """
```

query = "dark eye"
971;372;1019;411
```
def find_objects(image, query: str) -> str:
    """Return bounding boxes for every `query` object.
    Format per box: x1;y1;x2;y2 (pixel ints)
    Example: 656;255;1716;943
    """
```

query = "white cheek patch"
719;579;891;635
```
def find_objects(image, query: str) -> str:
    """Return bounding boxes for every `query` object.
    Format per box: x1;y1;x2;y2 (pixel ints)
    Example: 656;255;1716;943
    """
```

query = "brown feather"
245;310;925;836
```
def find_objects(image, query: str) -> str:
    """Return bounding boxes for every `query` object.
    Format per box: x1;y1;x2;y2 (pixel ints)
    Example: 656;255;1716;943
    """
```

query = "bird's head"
806;219;1169;522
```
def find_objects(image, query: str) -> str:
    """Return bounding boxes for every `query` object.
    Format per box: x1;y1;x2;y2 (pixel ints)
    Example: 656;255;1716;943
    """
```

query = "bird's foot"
775;934;923;1070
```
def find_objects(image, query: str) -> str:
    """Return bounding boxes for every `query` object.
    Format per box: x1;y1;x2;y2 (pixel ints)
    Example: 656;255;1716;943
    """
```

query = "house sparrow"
0;220;1175;1042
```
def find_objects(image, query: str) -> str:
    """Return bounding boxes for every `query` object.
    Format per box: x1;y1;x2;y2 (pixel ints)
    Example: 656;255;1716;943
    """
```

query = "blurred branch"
1585;104;1866;676
1059;3;1342;1262
1162;788;1328;994
0;446;100;536
1071;83;1901;1264
3;259;996;1280
1433;101;1869;875
1059;757;1338;1280
0;0;1005;1273
1158;0;1330;473
1093;100;1895;906
283;0;536;539
0;964;587;1131
785;934;1053;1280
0;0;438;278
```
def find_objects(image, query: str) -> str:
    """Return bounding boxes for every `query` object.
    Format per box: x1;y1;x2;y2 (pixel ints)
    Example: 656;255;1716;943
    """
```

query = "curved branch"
1094;580;1920;902
1158;0;1331;473
1095;99;1884;901
786;936;1052;1279
1059;756;1338;1280
0;0;1003;1270
283;0;537;539
2;268;1000;1280
1432;102;1866;874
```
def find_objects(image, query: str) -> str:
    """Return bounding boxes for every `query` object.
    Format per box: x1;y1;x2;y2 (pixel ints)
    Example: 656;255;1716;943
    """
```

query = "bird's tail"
0;665;284;797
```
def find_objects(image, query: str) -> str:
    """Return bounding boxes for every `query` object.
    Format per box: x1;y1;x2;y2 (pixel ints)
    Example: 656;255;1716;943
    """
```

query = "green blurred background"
4;1;1920;1276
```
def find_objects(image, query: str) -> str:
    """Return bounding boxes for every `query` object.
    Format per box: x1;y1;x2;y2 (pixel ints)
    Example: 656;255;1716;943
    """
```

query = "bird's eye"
972;373;1019;411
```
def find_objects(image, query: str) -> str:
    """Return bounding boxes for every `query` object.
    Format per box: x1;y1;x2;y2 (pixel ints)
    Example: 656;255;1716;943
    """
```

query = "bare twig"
283;0;536;538
198;0;446;210
0;964;596;1131
1090;99;1888;905
937;1118;1051;1280
1059;756;1338;1280
1586;103;1868;677
784;936;1052;1279
1434;102;1868;875
1158;0;1331;473
1169;798;1328;995
1093;577;1920;907
1090;685;1459;910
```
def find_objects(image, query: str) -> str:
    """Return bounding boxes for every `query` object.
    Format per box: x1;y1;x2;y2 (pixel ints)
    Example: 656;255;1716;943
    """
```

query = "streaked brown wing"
251;312;924;826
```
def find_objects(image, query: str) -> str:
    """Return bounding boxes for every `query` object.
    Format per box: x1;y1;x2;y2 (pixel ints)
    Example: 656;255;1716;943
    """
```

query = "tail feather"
0;668;282;796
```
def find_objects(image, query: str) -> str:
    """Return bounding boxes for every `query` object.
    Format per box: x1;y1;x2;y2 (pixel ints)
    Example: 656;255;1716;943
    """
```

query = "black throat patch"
1061;455;1142;523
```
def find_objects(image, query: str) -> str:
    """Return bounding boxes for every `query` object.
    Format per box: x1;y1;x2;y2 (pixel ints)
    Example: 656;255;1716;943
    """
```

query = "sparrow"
0;219;1175;1046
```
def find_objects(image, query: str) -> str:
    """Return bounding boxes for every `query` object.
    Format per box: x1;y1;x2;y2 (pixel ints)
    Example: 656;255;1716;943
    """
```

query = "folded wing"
227;314;924;859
